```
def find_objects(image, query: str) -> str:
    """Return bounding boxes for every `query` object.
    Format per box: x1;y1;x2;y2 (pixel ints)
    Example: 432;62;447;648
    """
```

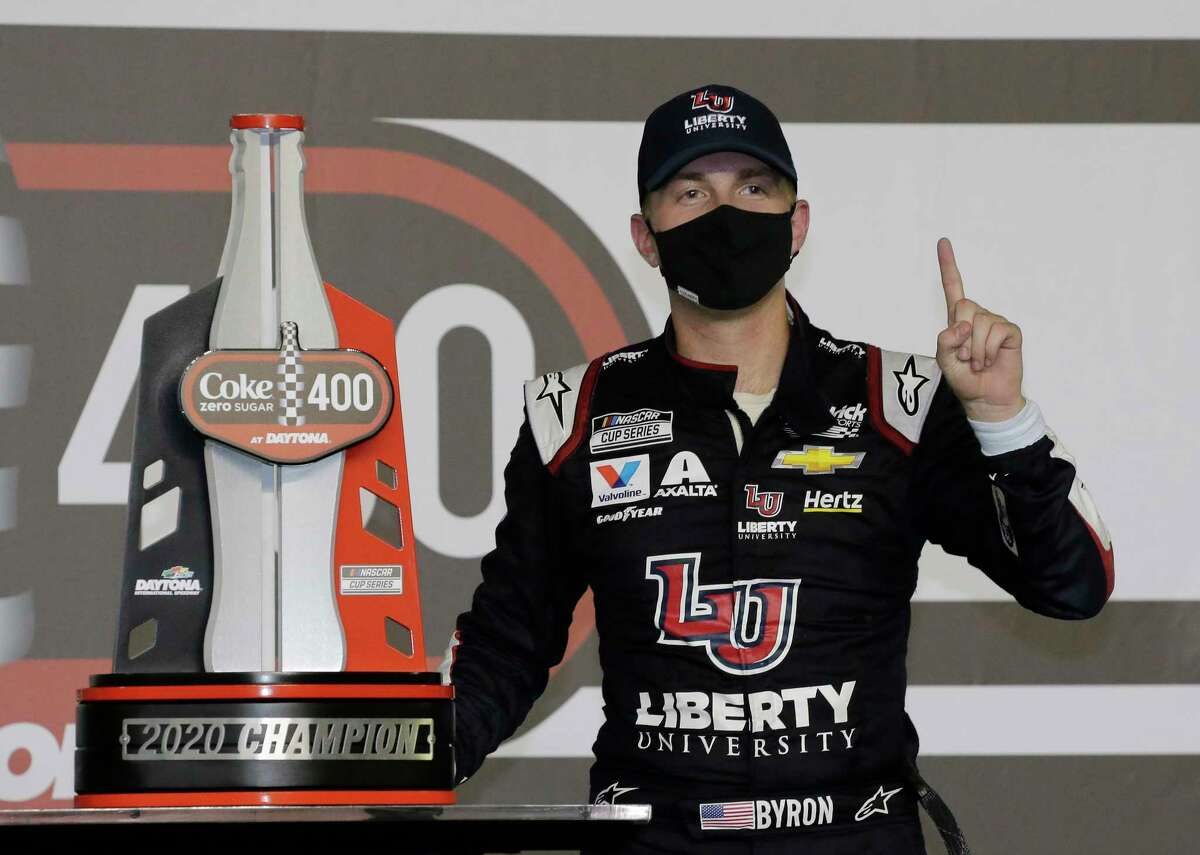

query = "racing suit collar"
660;290;836;433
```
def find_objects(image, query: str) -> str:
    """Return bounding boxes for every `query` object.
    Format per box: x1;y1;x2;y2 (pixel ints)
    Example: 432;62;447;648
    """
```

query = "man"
442;84;1114;854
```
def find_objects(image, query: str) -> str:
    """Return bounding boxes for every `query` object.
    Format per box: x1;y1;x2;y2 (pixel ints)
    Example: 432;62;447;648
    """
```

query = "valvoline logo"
598;459;641;488
590;454;651;508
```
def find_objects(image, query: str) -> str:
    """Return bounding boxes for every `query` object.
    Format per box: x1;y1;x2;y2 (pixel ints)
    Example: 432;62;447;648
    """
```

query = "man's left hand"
934;237;1026;422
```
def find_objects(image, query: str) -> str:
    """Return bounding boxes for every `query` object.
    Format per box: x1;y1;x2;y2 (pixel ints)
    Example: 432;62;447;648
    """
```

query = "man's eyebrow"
668;170;709;184
735;167;779;182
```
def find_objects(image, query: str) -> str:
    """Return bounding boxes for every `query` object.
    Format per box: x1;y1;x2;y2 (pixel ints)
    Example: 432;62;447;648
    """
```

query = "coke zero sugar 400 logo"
180;322;393;464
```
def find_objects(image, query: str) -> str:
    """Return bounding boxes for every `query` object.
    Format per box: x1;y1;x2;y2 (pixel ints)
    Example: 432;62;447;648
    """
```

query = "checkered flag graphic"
277;321;306;427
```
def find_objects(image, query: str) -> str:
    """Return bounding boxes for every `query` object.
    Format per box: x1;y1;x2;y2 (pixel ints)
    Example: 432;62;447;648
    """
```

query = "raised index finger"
938;236;965;324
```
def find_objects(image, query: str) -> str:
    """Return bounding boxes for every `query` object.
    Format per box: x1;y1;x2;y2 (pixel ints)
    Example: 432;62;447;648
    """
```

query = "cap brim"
643;136;797;196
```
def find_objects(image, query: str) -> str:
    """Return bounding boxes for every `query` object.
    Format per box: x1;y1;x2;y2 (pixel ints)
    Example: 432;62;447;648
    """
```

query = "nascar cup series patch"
589;408;674;454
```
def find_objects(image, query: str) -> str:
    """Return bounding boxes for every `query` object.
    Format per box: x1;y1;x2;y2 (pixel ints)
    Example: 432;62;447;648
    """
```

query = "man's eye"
743;184;764;195
681;188;702;201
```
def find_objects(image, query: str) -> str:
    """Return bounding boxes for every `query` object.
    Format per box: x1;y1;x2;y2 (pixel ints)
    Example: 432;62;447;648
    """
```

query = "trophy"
73;114;454;807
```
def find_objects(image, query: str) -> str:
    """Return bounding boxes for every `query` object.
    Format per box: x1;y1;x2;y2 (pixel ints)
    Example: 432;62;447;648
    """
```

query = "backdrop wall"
0;5;1195;852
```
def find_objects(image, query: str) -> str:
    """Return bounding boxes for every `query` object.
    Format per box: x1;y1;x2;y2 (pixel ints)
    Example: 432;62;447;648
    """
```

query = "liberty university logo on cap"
690;89;734;113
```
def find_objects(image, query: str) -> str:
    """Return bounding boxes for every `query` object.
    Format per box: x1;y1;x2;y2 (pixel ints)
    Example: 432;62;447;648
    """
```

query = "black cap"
637;83;796;201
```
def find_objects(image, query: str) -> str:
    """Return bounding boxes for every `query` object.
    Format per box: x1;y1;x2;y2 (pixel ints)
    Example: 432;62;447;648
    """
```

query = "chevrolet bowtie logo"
771;445;866;474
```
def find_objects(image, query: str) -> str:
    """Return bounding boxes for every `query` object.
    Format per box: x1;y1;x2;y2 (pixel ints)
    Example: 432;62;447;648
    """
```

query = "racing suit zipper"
727;401;776;831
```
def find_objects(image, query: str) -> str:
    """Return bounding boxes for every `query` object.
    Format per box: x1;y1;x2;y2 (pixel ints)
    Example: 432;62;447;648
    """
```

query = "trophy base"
75;789;456;808
74;671;455;808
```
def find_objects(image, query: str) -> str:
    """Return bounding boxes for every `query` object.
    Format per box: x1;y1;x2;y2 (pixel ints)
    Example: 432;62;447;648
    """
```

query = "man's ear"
790;199;811;257
630;213;660;268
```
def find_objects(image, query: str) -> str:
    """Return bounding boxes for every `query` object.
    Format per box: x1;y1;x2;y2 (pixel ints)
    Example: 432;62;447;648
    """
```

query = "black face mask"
648;203;797;311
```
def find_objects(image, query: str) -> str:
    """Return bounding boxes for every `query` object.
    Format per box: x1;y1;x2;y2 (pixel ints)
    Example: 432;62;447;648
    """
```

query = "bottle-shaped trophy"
73;114;454;807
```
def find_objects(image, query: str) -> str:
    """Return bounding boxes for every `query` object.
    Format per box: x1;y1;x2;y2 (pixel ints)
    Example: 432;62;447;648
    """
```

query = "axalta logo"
590;454;651;508
655;450;717;498
590;408;673;454
771;445;865;475
817;337;866;358
645;552;800;675
814;403;866;440
803;490;864;513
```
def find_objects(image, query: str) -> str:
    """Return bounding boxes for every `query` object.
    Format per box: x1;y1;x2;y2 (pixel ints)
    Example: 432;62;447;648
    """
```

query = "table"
0;803;653;853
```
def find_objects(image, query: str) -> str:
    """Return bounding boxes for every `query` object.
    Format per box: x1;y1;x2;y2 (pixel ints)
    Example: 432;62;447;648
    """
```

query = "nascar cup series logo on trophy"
72;114;454;807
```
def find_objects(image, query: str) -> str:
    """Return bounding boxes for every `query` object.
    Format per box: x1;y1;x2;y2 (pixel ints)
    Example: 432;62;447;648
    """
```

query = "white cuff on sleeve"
967;398;1048;456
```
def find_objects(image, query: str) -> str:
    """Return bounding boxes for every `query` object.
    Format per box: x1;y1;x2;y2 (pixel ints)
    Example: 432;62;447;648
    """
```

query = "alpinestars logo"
646;552;800;675
892;356;930;417
536;371;573;428
745;484;783;518
854;785;903;822
690;89;734;113
594;782;638;805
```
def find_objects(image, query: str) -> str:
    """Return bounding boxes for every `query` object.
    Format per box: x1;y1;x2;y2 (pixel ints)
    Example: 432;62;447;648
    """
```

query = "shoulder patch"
600;346;649;370
524;362;591;467
870;347;943;448
813;333;868;360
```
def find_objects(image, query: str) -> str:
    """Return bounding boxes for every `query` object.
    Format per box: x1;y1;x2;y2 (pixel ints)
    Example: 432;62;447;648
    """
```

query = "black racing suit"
444;291;1114;853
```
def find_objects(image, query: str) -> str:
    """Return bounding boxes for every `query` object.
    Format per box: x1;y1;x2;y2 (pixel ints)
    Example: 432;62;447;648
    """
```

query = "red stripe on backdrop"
5;143;626;359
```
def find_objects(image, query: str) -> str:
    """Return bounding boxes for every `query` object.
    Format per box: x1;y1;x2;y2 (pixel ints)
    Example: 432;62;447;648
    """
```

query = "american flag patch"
698;800;756;830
